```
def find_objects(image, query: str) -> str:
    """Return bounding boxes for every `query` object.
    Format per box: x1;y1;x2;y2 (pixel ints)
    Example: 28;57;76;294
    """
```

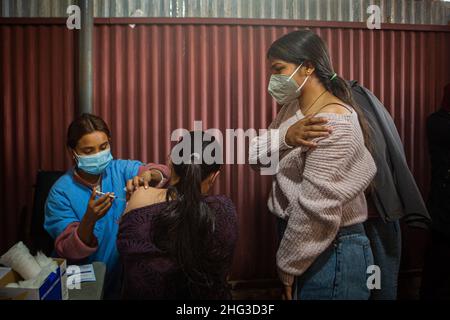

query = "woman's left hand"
126;170;163;200
138;170;154;188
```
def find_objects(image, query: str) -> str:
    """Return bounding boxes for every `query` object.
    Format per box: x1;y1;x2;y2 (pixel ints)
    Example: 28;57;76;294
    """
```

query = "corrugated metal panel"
93;19;450;279
1;18;449;280
0;22;76;254
2;0;450;25
93;22;280;279
1;0;78;17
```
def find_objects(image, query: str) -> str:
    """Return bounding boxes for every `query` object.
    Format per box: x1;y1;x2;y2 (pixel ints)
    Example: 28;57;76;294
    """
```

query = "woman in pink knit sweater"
249;30;377;300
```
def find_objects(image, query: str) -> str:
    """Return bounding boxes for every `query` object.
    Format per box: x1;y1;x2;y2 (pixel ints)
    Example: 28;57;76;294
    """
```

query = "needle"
95;190;126;202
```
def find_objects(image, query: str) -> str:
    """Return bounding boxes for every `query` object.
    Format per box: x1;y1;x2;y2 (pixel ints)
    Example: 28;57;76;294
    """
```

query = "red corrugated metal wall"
0;21;76;255
1;18;450;281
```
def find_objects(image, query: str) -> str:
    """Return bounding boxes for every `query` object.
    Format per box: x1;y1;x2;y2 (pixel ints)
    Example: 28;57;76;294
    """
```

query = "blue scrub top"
44;159;142;274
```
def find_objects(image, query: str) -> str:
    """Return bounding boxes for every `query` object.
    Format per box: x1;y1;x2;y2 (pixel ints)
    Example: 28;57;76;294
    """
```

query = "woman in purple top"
117;131;238;299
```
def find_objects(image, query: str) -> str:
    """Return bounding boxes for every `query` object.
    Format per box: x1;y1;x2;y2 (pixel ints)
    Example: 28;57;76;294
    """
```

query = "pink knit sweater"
249;101;377;286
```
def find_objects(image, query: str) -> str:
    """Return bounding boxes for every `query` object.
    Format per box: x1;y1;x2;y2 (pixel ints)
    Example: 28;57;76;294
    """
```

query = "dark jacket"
349;80;431;229
427;109;450;237
117;195;238;300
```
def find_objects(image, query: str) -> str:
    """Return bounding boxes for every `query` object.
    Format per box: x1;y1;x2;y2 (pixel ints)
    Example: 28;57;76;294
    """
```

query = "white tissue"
0;242;42;280
35;251;57;271
0;242;60;289
16;268;57;288
15;254;59;289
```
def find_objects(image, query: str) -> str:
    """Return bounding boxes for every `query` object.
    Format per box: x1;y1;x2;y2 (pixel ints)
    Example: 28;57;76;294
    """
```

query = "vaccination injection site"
0;0;450;314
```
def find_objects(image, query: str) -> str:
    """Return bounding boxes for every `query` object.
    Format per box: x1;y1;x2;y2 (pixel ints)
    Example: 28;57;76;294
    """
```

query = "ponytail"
153;132;221;296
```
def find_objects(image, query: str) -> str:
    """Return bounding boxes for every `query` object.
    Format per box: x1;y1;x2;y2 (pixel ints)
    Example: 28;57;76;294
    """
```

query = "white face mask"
268;63;310;105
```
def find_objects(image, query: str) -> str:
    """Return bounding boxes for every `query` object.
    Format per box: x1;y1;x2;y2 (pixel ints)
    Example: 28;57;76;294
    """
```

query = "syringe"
95;190;126;202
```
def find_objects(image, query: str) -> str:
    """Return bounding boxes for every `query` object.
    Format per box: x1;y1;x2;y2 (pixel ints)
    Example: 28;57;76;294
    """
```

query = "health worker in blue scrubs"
44;113;170;297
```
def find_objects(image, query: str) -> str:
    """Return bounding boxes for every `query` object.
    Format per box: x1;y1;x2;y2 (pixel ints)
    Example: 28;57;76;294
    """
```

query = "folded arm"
276;119;376;286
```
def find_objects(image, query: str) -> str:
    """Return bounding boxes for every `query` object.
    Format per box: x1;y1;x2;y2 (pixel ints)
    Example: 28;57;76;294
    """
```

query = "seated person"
117;131;238;299
44;113;169;298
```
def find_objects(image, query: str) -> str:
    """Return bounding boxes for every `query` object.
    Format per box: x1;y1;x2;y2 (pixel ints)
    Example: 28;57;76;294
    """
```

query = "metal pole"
78;0;93;114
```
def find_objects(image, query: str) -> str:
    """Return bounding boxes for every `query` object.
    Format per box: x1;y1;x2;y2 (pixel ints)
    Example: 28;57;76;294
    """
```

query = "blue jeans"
363;218;401;300
278;219;374;300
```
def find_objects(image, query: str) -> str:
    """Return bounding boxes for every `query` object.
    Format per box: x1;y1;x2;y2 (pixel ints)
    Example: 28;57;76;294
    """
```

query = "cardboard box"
0;258;68;300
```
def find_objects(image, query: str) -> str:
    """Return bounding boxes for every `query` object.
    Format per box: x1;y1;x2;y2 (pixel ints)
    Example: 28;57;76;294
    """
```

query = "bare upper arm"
319;104;352;115
124;187;166;215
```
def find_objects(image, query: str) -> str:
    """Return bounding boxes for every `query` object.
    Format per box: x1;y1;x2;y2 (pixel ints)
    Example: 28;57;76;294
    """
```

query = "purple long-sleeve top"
117;195;238;300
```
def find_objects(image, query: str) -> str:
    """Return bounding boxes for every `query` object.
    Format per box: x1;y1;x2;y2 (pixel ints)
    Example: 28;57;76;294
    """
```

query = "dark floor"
230;271;424;300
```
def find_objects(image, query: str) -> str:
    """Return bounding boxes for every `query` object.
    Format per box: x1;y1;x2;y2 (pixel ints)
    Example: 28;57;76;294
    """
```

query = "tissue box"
0;258;68;300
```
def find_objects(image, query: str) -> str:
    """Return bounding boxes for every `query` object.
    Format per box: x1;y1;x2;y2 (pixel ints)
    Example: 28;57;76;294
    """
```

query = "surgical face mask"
74;148;113;175
268;63;310;105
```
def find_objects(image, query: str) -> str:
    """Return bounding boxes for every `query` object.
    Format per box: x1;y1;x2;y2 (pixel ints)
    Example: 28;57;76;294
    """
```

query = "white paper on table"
67;264;96;285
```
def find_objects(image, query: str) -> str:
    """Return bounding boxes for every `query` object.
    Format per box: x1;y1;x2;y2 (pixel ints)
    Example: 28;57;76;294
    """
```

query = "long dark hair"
153;131;222;295
67;113;111;149
267;29;372;150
